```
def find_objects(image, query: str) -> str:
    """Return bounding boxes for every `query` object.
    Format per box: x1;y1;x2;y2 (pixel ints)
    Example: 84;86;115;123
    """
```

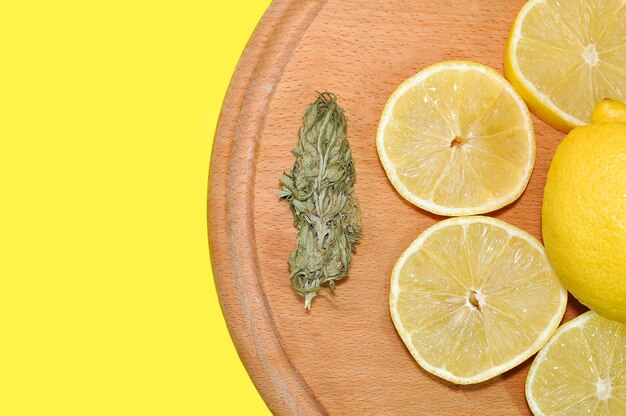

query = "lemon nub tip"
590;98;626;124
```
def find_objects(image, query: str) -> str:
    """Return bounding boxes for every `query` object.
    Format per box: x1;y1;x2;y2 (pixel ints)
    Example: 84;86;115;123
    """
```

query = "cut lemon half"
505;0;626;132
377;61;535;216
389;216;567;384
526;311;626;415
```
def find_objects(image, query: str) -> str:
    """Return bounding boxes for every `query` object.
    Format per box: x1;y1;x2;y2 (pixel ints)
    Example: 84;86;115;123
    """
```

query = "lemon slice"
377;61;535;216
526;311;626;415
505;0;626;132
389;216;567;384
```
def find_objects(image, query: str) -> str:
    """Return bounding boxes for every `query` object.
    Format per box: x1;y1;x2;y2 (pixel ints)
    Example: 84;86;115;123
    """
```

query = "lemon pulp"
526;311;626;415
377;61;535;216
505;0;626;132
389;216;567;384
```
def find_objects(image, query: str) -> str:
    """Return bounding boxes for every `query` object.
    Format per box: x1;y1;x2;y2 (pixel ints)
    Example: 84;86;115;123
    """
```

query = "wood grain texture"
209;1;586;414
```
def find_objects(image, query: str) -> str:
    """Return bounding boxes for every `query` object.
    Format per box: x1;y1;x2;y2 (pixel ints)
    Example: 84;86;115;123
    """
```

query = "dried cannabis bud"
278;92;362;310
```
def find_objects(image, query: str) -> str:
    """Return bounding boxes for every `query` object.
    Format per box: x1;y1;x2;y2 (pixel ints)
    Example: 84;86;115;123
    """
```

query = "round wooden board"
209;1;587;414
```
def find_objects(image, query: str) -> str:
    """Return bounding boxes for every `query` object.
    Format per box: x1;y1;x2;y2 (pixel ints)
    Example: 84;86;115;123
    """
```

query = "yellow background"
1;1;272;414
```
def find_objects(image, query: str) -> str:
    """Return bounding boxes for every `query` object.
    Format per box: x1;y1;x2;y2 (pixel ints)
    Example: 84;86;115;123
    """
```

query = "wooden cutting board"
209;1;587;414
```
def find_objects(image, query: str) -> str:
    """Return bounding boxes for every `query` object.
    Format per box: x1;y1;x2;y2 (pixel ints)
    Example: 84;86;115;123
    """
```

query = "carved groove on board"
209;1;329;415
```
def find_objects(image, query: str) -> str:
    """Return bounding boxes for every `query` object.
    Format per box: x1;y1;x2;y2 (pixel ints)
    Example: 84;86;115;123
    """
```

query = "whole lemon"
542;99;626;323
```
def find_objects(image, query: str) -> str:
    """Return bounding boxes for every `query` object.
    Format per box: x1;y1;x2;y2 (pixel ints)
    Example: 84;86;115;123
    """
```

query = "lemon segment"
377;61;535;216
526;311;626;416
389;216;567;384
505;0;626;132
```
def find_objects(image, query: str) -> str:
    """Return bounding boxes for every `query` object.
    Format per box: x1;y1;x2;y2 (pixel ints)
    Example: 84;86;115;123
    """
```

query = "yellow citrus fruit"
505;0;626;133
389;216;567;384
592;97;626;124
526;311;626;415
377;61;535;216
542;99;626;323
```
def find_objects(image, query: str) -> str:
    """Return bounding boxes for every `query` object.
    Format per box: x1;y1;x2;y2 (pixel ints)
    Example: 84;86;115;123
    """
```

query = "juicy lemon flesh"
379;62;534;215
527;312;626;415
508;0;626;128
390;217;566;384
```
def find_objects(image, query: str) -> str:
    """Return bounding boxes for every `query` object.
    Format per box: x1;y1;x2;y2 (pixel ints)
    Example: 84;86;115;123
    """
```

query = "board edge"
208;1;329;415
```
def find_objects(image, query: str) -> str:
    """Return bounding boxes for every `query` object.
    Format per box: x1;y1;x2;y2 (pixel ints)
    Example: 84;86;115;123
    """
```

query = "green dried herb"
278;92;362;310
